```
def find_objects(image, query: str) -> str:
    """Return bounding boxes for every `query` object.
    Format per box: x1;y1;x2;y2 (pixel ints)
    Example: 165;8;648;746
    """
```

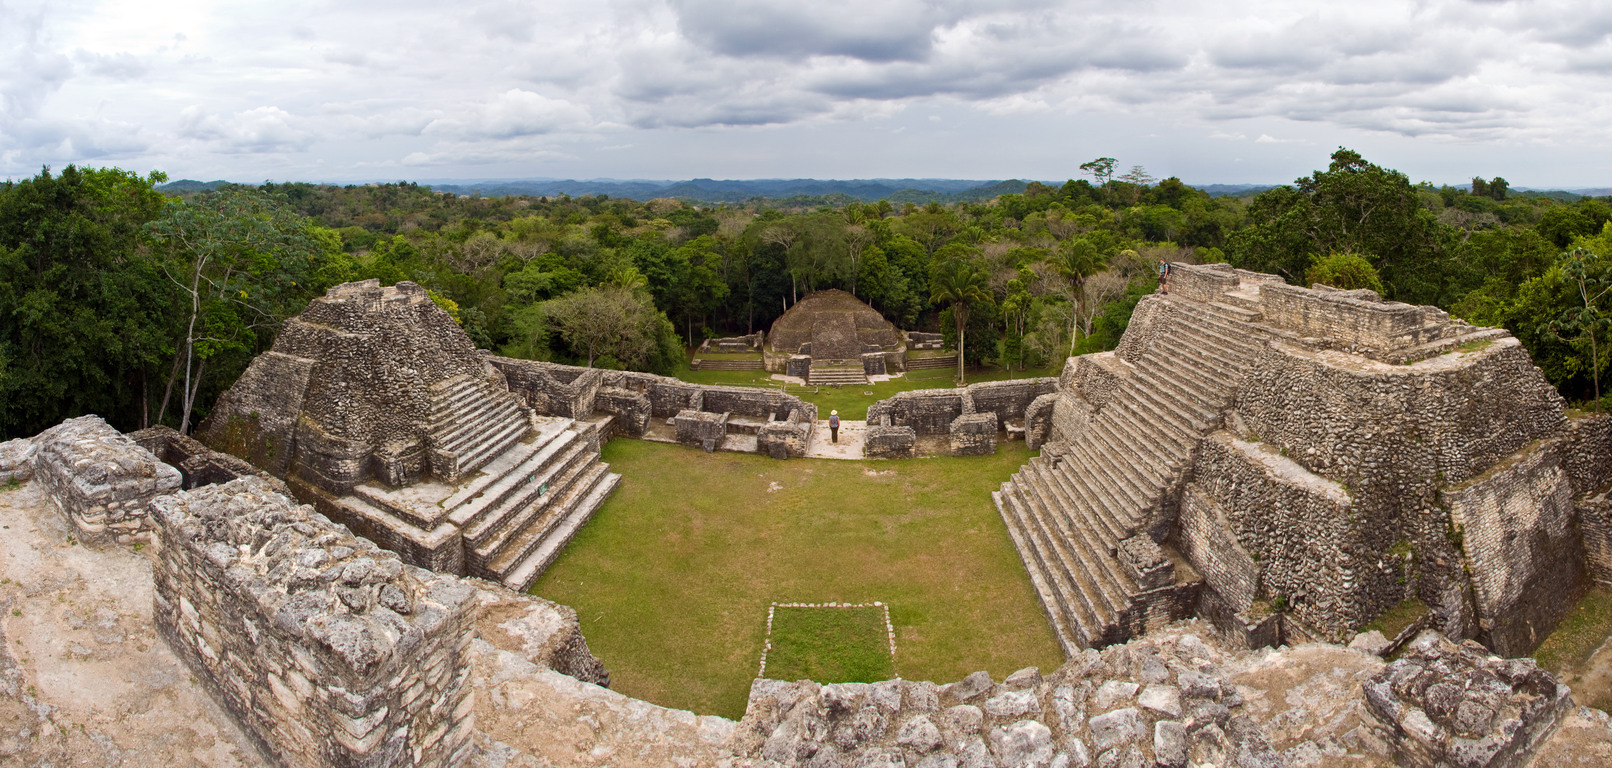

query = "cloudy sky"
4;0;1612;187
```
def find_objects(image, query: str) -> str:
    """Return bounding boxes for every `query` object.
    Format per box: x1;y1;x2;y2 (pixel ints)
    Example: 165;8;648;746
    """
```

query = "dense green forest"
4;148;1612;440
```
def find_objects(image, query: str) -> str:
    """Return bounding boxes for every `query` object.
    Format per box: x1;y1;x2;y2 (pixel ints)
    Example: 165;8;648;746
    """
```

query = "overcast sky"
4;0;1612;188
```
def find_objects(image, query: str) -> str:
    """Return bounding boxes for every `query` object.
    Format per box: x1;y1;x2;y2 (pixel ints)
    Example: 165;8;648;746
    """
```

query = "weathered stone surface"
949;412;998;457
988;719;1054;768
33;414;181;546
150;475;478;767
1087;708;1144;753
1153;720;1187;767
1361;631;1571;768
0;436;36;484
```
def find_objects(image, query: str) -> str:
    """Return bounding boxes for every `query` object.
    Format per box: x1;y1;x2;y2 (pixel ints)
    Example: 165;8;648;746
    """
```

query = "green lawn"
531;439;1063;718
672;362;1062;420
764;605;895;683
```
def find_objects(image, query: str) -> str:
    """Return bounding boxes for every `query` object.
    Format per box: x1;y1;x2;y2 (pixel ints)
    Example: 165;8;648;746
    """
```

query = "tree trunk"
180;358;206;435
156;341;184;425
956;305;967;383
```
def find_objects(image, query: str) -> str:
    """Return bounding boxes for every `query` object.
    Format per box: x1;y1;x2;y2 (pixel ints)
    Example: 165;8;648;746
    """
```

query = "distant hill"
156;179;232;194
421;177;1032;204
1194;184;1280;198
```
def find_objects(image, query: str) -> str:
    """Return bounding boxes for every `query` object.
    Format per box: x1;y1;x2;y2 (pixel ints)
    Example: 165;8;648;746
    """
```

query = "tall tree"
0;166;173;437
1079;157;1117;187
929;257;994;383
146;187;323;434
1046;237;1111;356
1543;247;1612;410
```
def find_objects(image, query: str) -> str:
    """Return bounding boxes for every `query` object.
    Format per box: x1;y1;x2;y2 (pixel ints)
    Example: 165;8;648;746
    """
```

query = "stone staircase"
427;374;534;483
691;358;765;371
344;416;620;591
905;353;958;371
994;297;1268;655
809;363;868;386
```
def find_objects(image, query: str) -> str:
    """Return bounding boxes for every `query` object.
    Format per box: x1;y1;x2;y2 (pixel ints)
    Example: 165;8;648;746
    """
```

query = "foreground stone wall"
1362;632;1571;768
151;477;478;768
32;415;182;547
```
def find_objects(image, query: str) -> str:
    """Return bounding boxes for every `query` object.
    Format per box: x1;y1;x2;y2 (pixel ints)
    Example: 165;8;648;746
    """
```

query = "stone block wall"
32;415;182;547
489;357;603;419
675;410;729;452
1440;440;1583;657
866;425;917;458
1184;431;1368;641
758;412;813;459
592;387;651;437
868;391;966;436
698;332;764;352
968;378;1058;426
1024;393;1059;450
905;331;944;350
1166;262;1239;304
1258;282;1453;356
1114;297;1172;365
0;437;37;484
1562;411;1612;496
1579;495;1612;585
200;351;315;478
1361;632;1571;768
1045;391;1095;449
950;413;998;457
130;425;291;495
151;477;477;768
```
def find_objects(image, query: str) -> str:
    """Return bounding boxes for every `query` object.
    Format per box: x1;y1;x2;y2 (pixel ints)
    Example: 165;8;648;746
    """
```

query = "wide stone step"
994;488;1085;655
1113;384;1199;452
449;415;534;481
446;429;583;534
1034;456;1128;549
692;359;765;371
1091;411;1174;486
471;454;600;574
905;355;957;370
1081;417;1165;510
462;440;591;549
1065;444;1152;534
437;397;524;454
1019;468;1134;620
1008;482;1114;637
498;470;621;592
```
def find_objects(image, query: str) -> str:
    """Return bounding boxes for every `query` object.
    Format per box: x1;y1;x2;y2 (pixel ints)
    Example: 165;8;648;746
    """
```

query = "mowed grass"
765;606;894;683
530;438;1064;719
673;362;1062;420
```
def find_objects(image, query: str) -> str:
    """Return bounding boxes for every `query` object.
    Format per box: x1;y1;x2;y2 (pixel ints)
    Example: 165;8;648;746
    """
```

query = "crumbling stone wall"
867;391;965;435
1441;439;1583;657
1259;282;1459;358
151;476;478;768
1024;393;1059;450
0;436;36;484
1183;431;1363;641
1114;297;1173;365
758;412;814;459
130;425;290;495
592;387;651;437
1228;338;1568;642
490;357;602;419
967;378;1058;425
1362;631;1571;768
32;415;182;547
675;410;728;452
949;413;998;456
865;425;916;458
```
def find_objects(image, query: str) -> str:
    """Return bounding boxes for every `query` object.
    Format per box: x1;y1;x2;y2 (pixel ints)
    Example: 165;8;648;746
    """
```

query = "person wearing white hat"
829;410;840;443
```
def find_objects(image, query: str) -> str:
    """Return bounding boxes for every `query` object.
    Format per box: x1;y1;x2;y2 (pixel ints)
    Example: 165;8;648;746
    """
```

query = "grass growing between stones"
1535;586;1612;709
764;606;894;683
530;438;1063;719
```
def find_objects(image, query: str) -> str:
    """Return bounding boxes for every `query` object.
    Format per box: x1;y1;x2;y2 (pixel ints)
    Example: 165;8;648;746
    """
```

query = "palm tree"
930;258;995;383
1046;238;1110;356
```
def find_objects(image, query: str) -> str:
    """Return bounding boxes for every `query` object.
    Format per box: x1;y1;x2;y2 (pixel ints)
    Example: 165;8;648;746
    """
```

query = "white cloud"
2;0;1612;184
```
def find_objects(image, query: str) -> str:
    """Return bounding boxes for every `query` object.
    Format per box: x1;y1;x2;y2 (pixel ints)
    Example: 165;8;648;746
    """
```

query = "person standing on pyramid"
830;410;840;443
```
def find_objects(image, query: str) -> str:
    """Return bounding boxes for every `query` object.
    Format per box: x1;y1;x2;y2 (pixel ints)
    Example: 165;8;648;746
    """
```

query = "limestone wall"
130;425;290;495
490;357;603;419
1259;282;1453;355
867;391;965;436
967;378;1058;425
0;436;37;484
151;477;478;768
1441;439;1584;657
1113;296;1172;365
32;415;182;547
1184;431;1368;641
